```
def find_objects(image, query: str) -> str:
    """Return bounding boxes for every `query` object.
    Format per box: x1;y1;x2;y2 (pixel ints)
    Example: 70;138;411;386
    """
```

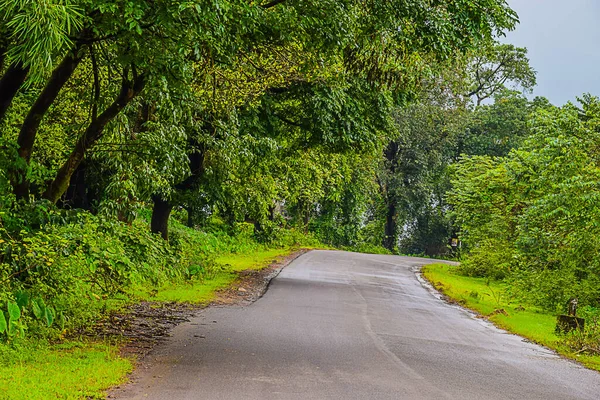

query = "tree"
142;0;519;240
467;43;536;106
378;37;539;253
0;0;82;120
1;0;520;245
449;96;600;310
379;90;467;253
459;89;533;157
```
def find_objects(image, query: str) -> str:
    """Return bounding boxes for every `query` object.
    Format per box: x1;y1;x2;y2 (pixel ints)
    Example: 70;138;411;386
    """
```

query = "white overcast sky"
503;0;600;105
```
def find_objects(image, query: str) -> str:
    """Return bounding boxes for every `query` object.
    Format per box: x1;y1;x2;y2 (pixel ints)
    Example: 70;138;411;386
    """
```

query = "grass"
150;272;238;303
422;263;600;371
0;340;131;399
0;246;301;399
215;248;292;272
138;247;297;303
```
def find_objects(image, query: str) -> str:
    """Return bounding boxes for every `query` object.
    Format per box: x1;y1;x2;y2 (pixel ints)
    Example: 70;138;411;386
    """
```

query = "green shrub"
456;239;512;280
343;243;391;255
0;208;212;339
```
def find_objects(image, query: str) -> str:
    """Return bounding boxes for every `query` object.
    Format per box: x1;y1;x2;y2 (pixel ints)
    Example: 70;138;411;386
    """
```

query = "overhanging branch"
261;0;287;9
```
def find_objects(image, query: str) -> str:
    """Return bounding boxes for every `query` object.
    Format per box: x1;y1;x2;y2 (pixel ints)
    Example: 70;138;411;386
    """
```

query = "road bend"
114;250;600;400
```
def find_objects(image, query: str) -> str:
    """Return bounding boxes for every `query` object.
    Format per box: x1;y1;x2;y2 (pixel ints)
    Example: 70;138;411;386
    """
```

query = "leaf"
8;321;17;337
32;299;43;319
0;312;6;333
44;307;55;327
37;298;46;310
15;291;29;309
7;301;20;321
57;312;65;330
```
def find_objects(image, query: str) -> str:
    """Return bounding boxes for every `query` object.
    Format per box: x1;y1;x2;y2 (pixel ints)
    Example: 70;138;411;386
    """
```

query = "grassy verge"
422;263;600;371
0;341;131;399
137;247;297;303
0;246;301;399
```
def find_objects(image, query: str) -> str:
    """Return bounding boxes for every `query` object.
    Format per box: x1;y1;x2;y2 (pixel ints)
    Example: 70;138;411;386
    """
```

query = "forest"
1;0;598;370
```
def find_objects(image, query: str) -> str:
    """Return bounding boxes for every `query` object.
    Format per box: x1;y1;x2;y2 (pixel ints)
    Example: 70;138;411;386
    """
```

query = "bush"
0;207;214;340
456;240;513;280
561;306;600;355
449;99;600;312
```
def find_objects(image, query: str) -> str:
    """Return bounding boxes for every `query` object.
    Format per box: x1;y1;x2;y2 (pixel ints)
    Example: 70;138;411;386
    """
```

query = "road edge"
106;248;312;397
415;263;600;374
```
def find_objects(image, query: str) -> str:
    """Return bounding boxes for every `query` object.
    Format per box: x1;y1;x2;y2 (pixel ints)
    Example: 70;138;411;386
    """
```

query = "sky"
503;0;600;105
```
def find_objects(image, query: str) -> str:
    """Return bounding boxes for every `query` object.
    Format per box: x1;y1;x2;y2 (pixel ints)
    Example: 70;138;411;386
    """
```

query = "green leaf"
0;312;6;333
57;312;65;330
7;301;20;321
32;299;43;319
15;291;29;309
8;320;17;336
44;307;55;327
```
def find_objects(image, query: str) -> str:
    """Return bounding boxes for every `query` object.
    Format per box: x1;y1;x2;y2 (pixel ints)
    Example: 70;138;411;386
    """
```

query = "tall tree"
467;43;536;105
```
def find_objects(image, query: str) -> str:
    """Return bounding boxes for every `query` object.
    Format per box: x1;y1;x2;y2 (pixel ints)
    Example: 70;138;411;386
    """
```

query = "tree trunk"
18;52;83;162
0;63;29;122
12;51;84;199
186;206;195;228
43;73;145;203
383;199;397;251
149;128;208;240
61;161;90;210
151;196;173;241
161;138;206;237
268;205;276;221
382;140;399;251
303;203;310;233
174;137;206;192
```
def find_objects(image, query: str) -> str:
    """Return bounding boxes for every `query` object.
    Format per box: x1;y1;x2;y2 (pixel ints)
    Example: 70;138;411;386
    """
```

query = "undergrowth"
0;203;319;342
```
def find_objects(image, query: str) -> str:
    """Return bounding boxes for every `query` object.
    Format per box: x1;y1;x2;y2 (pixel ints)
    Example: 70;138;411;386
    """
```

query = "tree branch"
261;0;287;9
90;44;100;122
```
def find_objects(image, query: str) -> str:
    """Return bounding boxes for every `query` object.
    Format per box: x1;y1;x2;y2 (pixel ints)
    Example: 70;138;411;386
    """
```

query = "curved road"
115;250;600;399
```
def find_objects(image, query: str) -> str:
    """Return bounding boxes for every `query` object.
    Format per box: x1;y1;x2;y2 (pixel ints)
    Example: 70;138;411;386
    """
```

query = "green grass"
0;340;131;400
137;247;297;303
215;248;292;271
422;263;600;371
150;272;239;303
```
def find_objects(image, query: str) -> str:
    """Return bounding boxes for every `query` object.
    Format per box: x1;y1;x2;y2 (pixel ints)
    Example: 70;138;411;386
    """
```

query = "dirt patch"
93;301;197;359
91;248;310;360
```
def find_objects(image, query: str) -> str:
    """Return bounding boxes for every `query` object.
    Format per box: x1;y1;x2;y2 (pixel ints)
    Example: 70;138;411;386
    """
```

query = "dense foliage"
450;97;600;313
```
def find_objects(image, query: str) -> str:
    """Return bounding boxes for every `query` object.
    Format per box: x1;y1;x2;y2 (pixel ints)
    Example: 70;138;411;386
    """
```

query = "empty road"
115;250;600;399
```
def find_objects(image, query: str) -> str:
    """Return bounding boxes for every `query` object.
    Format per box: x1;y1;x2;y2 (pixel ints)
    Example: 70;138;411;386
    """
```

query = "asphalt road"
114;250;600;399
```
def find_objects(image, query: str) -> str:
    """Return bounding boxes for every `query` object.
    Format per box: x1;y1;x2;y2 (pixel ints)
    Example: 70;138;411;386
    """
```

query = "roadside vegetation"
0;217;315;399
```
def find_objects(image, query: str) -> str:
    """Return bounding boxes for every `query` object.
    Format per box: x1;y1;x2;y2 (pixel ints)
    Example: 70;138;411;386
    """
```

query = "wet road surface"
114;250;600;399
